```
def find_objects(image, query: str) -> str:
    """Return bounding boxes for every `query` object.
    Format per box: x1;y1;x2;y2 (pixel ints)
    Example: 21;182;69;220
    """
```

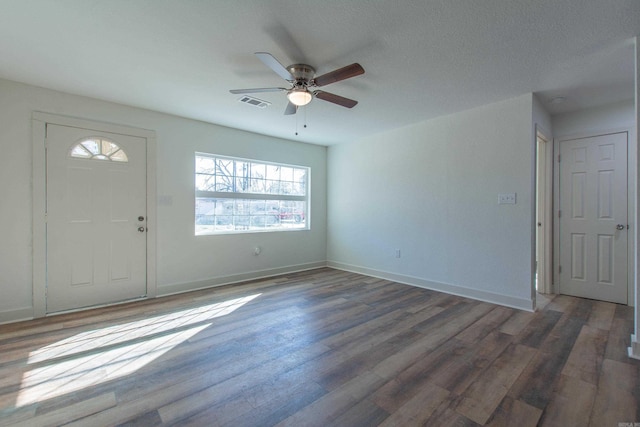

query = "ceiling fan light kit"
230;52;364;115
287;88;312;106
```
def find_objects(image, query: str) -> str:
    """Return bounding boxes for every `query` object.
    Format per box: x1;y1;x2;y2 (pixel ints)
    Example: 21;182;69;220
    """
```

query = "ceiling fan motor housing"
287;64;316;84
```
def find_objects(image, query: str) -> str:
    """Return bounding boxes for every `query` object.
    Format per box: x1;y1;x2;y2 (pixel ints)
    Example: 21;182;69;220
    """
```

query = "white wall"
533;95;553;138
552;99;635;138
327;94;535;310
0;78;327;322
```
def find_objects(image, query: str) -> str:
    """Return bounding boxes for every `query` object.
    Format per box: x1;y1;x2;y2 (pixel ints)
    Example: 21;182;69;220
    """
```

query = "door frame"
553;128;635;304
535;126;553;295
32;112;157;317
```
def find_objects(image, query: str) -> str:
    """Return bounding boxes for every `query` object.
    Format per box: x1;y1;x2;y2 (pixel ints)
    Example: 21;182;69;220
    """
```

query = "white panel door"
46;124;147;312
559;132;627;304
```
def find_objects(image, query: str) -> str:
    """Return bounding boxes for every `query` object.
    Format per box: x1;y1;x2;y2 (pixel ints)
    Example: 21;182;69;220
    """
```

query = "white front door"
46;123;147;313
558;132;628;304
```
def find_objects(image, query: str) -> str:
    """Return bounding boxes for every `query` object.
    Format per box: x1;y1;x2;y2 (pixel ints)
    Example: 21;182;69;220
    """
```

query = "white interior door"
558;132;628;304
46;124;147;313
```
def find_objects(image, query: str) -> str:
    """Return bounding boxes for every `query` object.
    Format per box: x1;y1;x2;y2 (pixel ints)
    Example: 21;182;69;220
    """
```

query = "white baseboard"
157;261;328;297
1;260;535;325
628;335;640;360
0;307;34;325
327;261;535;312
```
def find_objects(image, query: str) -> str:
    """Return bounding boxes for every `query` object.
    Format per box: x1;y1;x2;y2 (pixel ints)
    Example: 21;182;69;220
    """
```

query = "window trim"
196;191;305;202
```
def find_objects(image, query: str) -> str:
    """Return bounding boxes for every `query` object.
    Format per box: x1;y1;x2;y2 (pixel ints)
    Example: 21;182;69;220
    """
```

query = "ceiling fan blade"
312;63;364;87
314;90;358;108
255;52;294;81
230;87;286;94
284;102;297;115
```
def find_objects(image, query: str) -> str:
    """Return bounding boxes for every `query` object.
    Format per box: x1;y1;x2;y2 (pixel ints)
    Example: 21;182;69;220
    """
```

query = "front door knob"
616;224;625;230
138;226;146;233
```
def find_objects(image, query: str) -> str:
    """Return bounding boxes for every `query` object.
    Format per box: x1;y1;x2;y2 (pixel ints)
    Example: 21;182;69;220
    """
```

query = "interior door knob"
616;224;625;230
138;226;146;233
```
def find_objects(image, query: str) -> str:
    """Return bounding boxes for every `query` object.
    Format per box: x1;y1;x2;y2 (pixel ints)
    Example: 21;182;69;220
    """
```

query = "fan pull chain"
294;106;308;136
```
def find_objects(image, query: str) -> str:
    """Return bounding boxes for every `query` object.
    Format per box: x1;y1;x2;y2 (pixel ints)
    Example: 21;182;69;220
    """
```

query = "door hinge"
557;154;561;163
559;265;562;274
558;210;561;218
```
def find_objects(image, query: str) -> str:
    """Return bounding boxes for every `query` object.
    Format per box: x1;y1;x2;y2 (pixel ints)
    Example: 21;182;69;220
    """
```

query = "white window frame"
195;153;310;235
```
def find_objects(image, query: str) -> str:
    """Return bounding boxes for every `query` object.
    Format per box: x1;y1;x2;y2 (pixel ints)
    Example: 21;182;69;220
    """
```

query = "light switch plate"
498;193;517;204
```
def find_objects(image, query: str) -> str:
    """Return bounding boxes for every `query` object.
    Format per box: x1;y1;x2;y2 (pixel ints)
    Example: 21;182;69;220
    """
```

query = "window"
195;153;309;234
69;137;128;162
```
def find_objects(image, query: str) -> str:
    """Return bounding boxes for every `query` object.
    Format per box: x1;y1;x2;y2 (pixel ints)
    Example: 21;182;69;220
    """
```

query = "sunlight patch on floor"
16;293;261;407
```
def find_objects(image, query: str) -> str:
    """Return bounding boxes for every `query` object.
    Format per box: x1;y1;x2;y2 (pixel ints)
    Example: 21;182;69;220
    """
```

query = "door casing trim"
32;112;157;317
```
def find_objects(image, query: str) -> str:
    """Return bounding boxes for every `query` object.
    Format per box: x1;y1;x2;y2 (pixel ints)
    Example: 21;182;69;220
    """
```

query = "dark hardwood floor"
0;268;638;426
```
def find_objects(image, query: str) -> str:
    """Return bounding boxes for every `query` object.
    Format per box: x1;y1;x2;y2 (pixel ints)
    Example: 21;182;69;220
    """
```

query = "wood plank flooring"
0;268;638;426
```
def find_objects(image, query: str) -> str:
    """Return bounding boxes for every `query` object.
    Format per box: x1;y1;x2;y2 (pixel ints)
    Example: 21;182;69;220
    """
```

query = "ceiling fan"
230;52;364;115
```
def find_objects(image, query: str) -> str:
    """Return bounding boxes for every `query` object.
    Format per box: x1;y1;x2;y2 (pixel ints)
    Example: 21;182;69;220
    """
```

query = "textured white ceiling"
0;0;638;145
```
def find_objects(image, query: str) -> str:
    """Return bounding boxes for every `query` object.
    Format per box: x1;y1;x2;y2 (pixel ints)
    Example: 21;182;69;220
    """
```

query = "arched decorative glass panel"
70;138;129;162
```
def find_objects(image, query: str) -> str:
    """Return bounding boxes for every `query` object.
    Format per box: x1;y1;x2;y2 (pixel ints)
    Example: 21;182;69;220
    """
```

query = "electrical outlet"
395;249;401;258
498;193;517;205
